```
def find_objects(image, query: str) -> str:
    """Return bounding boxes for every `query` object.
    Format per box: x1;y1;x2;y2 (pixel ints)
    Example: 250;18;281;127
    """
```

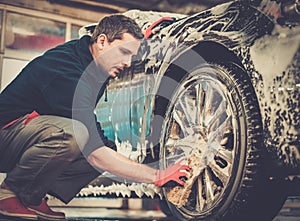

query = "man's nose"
123;56;132;68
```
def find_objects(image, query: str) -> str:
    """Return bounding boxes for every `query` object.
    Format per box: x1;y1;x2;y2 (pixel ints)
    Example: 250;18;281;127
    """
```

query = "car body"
79;0;300;220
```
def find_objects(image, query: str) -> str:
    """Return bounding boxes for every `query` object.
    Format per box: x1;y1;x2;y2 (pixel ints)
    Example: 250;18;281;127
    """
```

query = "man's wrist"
154;169;161;186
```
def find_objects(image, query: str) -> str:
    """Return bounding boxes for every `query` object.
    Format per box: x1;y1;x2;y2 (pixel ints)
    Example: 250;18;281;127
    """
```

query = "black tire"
154;61;287;221
158;199;174;217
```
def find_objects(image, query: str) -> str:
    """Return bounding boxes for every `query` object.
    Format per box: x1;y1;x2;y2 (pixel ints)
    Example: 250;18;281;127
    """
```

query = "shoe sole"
28;208;65;220
0;210;38;220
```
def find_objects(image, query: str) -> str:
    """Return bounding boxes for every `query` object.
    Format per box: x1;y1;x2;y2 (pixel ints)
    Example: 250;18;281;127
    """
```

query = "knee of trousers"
62;120;89;161
70;120;89;147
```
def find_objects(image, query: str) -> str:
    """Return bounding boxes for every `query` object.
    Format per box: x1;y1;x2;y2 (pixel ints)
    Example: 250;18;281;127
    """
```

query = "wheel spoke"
195;83;205;126
205;169;215;203
195;177;201;211
209;160;230;185
173;108;193;136
201;82;215;128
197;173;206;211
178;91;196;126
208;115;231;146
206;98;227;133
217;148;234;165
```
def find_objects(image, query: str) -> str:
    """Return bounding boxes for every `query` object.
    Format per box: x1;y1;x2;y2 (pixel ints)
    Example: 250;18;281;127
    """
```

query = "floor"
1;196;299;221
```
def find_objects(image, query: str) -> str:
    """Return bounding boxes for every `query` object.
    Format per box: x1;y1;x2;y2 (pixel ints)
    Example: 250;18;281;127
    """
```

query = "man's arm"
87;146;190;186
88;146;157;183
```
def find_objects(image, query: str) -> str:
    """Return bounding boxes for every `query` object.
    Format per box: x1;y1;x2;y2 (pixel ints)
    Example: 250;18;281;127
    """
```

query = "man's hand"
154;160;191;187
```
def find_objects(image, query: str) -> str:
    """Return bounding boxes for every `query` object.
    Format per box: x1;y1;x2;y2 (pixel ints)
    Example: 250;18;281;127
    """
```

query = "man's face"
93;33;141;78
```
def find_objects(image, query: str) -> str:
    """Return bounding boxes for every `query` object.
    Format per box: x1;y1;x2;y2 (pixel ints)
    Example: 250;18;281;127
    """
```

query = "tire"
154;61;287;221
158;199;173;217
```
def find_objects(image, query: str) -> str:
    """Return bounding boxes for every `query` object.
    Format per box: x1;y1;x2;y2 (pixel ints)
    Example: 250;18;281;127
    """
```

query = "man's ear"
96;34;108;49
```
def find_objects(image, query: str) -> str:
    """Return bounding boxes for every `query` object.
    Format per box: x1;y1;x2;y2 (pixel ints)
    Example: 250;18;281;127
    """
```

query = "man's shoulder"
38;35;92;67
46;36;89;56
63;35;91;50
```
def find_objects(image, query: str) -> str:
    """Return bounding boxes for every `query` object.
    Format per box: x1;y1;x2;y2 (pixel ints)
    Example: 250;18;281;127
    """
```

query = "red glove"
154;160;191;186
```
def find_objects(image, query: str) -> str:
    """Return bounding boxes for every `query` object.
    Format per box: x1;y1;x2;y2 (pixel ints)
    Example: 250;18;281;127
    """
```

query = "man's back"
0;36;93;127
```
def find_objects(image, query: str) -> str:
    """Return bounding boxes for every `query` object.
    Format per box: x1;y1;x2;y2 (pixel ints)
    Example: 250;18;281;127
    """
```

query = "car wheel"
155;61;287;221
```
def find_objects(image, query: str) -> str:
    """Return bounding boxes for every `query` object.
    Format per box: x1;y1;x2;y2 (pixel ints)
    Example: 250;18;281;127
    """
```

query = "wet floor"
0;197;299;221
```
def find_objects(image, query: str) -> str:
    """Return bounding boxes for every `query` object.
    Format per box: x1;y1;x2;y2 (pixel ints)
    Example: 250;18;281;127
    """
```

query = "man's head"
90;14;144;78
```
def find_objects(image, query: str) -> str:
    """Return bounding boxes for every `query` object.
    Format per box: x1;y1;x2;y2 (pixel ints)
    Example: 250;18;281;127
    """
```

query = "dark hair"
90;14;144;44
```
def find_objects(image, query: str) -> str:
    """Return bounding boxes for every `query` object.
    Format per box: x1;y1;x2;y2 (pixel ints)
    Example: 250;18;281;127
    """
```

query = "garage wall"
0;3;102;91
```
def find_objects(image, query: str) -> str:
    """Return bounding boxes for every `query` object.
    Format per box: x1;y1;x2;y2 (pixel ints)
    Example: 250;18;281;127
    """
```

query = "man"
0;14;189;220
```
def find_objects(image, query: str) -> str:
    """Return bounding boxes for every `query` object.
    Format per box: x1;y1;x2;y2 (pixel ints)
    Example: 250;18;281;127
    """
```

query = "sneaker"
0;196;38;220
28;198;65;220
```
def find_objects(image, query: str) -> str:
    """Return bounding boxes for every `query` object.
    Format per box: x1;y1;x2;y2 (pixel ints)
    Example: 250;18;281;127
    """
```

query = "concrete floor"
56;197;300;221
0;197;299;221
26;196;300;221
0;197;300;221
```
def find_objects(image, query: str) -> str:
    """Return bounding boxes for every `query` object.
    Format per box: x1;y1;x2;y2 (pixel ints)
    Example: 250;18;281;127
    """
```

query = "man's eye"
121;48;131;55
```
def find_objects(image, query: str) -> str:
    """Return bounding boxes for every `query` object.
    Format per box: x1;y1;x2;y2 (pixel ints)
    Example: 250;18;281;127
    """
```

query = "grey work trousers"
0;115;100;205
